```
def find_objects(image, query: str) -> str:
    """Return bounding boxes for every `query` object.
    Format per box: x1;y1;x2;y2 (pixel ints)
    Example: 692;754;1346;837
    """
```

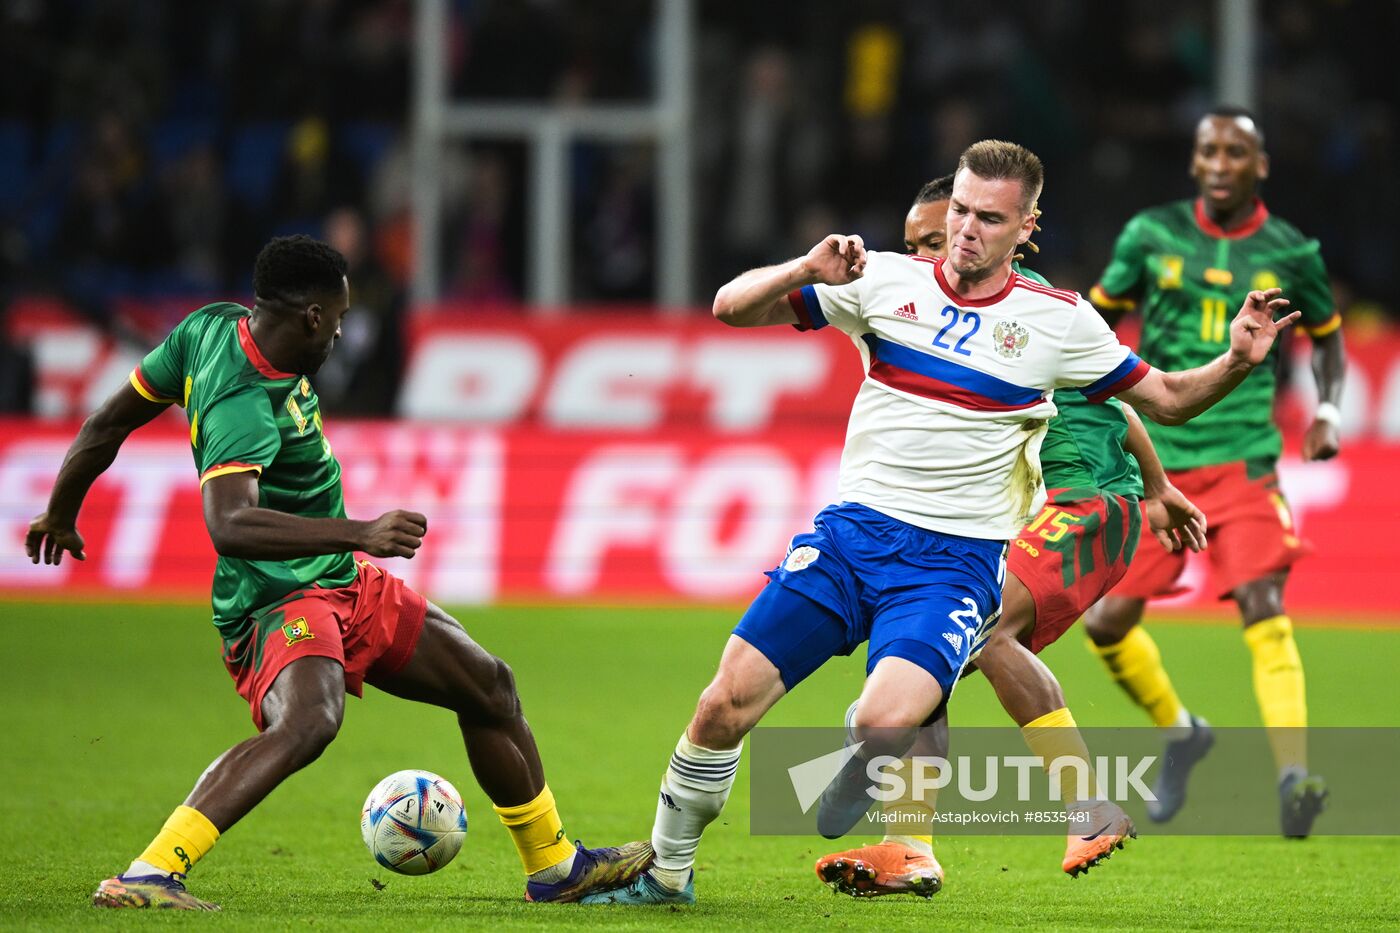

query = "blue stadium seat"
339;121;396;180
36;121;79;182
226;122;291;209
23;196;63;260
0;122;29;213
150;119;220;170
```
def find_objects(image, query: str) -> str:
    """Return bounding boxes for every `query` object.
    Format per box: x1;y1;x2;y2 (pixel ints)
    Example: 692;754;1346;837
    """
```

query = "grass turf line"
1;601;1397;930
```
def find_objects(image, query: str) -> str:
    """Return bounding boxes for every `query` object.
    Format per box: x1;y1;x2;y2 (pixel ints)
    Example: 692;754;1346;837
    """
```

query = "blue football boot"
579;868;695;905
524;840;654;903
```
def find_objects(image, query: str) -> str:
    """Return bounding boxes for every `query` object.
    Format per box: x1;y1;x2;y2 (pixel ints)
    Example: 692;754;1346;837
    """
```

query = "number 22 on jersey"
933;306;981;356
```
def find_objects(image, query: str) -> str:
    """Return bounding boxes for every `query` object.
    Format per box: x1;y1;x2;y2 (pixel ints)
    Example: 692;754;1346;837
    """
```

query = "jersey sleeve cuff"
129;367;179;405
1303;312;1341;338
787;285;828;332
199;462;266;487
1088;284;1137;312
1080;352;1151;403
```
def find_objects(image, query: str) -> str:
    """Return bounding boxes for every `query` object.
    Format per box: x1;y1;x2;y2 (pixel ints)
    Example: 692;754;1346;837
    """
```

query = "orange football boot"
1063;801;1136;877
815;840;943;898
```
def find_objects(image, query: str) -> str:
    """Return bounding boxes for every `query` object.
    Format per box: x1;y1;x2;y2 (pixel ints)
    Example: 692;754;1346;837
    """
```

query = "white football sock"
124;859;170;878
1163;706;1195;741
527;850;577;884
883;833;933;855
650;732;742;891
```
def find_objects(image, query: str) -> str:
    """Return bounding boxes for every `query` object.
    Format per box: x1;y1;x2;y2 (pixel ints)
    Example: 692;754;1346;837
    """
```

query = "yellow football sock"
1021;708;1101;803
136;805;220;875
493;784;575;875
1244;615;1308;773
1089;627;1186;728
880;757;938;842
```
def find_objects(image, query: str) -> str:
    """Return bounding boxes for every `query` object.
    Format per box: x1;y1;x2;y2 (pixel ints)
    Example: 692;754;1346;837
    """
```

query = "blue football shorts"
732;501;1006;697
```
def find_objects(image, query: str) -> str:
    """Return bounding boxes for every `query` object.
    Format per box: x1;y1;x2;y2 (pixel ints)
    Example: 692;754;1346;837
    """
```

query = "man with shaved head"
1087;107;1346;838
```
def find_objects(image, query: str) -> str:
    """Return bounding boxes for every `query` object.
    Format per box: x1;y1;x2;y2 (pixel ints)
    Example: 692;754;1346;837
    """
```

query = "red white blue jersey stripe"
862;334;1046;412
1080;351;1150;403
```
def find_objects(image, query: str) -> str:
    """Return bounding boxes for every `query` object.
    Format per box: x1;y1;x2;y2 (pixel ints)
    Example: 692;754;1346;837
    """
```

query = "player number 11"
1200;297;1229;343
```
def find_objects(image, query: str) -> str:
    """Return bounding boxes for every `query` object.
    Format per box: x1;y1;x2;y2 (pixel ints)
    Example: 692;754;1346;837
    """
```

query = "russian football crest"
784;546;821;572
993;320;1030;359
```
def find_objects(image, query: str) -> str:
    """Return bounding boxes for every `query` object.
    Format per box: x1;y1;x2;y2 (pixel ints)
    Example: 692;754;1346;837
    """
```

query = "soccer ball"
360;770;468;875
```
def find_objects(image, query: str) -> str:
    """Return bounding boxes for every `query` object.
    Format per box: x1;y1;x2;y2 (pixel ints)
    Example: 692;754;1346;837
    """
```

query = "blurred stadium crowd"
1;0;1396;414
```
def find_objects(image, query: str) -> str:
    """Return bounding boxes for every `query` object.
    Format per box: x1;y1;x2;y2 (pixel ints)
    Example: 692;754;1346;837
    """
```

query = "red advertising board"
395;313;1400;442
1;420;1393;617
3;309;1395;617
12;303;1400;442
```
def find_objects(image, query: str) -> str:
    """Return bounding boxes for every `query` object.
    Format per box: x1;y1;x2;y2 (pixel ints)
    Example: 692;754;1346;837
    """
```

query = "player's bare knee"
1235;577;1286;625
690;682;754;749
850;707;921;759
272;700;342;767
458;656;521;725
485;657;522;722
1085;600;1139;646
980;623;1020;661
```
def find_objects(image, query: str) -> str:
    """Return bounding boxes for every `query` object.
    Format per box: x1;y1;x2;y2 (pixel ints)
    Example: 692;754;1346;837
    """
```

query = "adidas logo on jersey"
942;631;963;652
893;302;918;320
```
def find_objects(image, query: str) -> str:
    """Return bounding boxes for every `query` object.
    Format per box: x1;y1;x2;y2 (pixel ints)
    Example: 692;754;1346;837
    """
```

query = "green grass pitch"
2;600;1398;930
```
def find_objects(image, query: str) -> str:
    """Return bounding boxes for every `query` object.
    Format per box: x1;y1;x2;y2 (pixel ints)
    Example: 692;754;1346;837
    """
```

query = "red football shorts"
1113;460;1310;601
1009;490;1143;655
223;560;429;730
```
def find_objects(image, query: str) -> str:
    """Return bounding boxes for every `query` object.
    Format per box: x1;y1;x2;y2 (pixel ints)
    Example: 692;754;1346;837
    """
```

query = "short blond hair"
956;140;1044;213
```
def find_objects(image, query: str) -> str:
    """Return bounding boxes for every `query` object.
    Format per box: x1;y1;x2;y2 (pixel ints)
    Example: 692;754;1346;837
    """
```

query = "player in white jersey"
584;140;1299;906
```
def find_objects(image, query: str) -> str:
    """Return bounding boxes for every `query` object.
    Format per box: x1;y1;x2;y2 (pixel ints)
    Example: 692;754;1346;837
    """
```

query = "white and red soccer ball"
360;769;467;875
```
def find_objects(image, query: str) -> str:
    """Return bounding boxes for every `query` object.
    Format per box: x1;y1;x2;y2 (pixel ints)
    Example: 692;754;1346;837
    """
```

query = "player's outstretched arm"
712;234;866;327
25;382;173;565
202;471;427;561
1116;288;1299;425
1121;406;1206;552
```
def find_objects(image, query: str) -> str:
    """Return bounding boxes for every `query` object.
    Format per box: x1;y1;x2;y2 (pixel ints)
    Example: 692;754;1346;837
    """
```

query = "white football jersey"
788;251;1149;539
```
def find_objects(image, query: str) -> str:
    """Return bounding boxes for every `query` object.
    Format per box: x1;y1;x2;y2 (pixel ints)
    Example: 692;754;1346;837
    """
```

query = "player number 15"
1026;505;1081;542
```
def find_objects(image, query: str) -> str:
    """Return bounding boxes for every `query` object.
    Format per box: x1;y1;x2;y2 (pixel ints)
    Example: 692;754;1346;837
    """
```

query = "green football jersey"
1015;264;1144;502
130;303;355;641
1092;198;1338;470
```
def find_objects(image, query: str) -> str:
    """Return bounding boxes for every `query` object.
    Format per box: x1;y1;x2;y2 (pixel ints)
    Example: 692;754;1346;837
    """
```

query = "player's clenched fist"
360;510;428;559
802;234;867;285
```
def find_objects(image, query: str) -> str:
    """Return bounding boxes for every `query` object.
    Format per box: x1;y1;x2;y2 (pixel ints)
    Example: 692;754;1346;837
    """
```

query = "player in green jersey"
25;236;651;910
814;175;1209;896
1085;107;1346;837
